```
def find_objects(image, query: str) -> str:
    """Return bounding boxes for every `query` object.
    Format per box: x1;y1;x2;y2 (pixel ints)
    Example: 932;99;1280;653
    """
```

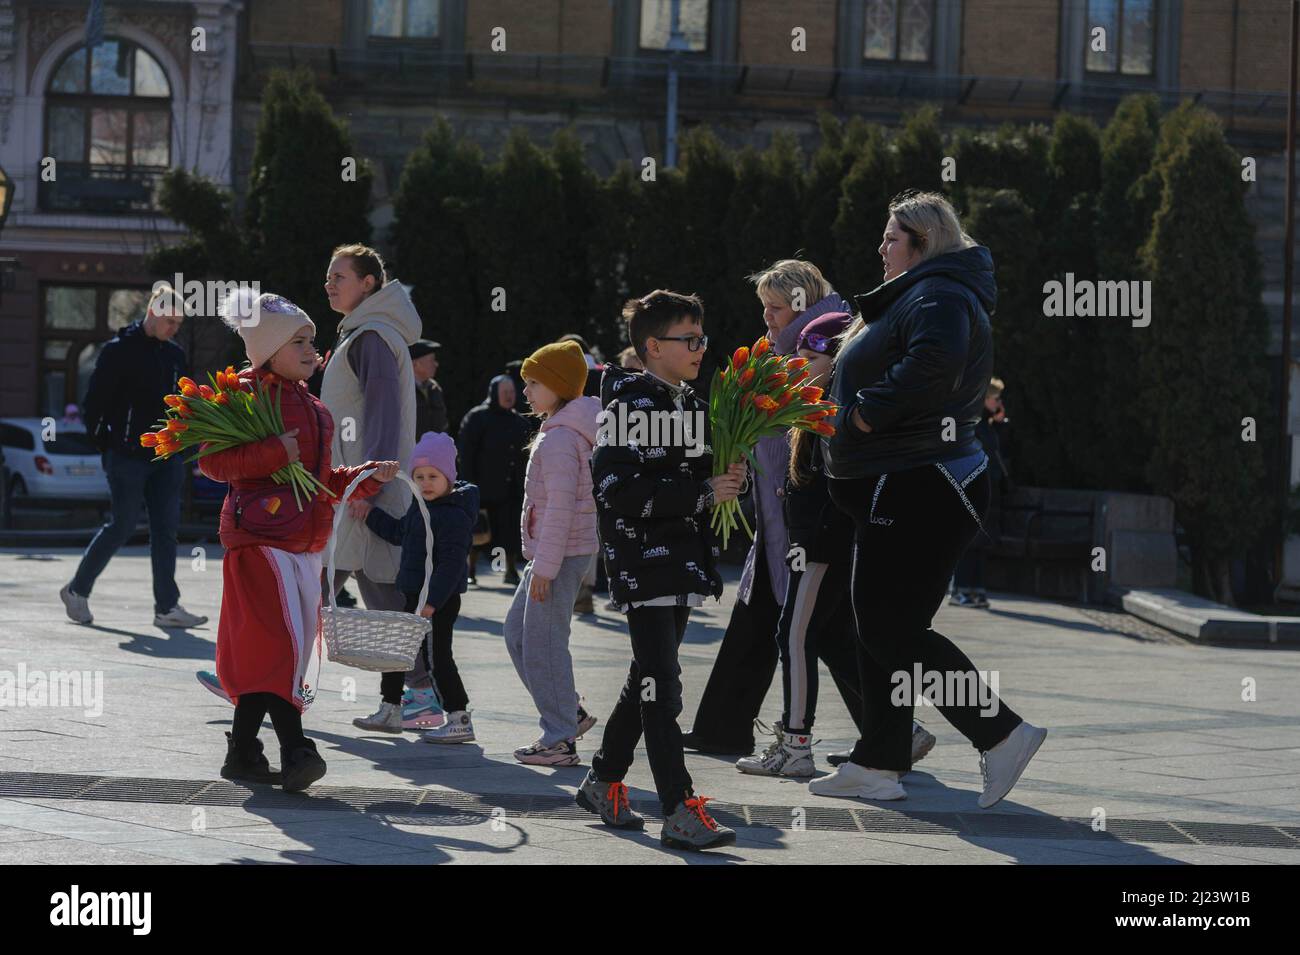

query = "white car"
0;418;111;507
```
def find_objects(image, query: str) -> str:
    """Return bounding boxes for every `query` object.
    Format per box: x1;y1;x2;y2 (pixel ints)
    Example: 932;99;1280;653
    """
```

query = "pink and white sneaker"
401;687;446;730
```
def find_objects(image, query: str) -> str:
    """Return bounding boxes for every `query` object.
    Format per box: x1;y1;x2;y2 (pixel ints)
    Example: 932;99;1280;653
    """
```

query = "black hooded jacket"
825;245;996;479
82;320;189;460
591;364;723;606
456;377;532;504
785;432;854;567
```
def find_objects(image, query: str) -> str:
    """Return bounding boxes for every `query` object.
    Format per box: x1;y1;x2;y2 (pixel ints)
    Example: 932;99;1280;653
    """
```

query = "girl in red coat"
202;291;400;791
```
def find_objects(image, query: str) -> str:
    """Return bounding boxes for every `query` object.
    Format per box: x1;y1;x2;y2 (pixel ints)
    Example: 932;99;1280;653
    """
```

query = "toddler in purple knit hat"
349;431;482;742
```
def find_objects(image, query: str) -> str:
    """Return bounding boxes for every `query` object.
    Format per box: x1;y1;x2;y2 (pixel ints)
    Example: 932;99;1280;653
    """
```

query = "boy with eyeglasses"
575;289;745;851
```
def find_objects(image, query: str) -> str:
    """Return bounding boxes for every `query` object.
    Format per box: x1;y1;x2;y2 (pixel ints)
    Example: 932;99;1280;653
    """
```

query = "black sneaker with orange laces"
661;794;736;851
575;769;645;830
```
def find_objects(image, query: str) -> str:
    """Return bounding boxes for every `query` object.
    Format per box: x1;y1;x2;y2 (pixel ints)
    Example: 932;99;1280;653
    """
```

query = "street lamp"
1281;1;1298;593
664;0;688;168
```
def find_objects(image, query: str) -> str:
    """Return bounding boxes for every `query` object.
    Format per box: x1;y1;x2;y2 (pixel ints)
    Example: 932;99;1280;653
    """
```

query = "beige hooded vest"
319;281;420;582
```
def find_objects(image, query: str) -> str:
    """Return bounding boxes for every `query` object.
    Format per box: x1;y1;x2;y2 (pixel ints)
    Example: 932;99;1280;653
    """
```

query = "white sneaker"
154;604;209;628
353;702;403;733
736;722;815;777
808;761;906;801
60;583;93;624
421;710;474;743
978;721;1047;809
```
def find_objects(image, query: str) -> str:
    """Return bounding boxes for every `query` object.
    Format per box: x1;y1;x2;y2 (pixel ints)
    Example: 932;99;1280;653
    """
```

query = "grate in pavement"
1174;821;1300;849
1087;818;1193;845
0;771;1295;849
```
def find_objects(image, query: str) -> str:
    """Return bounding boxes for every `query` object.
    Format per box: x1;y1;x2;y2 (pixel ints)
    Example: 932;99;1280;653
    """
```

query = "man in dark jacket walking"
410;339;448;436
61;284;208;628
457;375;531;585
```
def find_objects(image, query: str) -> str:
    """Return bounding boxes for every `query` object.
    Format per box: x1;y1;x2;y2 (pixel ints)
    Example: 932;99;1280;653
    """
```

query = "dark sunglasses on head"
655;334;709;353
800;332;836;354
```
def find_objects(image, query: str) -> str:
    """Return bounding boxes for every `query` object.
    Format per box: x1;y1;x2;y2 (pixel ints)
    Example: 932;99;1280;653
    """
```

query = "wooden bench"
989;499;1096;602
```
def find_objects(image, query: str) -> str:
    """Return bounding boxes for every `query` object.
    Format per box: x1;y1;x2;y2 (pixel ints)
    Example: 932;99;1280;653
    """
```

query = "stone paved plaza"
1;545;1298;865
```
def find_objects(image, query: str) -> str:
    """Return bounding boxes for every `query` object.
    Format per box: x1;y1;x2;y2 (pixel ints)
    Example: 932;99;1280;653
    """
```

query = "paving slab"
2;545;1298;864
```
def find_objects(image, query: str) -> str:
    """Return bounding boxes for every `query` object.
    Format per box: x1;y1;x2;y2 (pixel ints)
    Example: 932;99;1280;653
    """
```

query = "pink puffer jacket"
521;395;601;580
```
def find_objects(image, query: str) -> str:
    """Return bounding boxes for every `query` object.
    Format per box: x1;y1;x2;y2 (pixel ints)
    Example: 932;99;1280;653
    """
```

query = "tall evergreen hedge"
147;73;1278;597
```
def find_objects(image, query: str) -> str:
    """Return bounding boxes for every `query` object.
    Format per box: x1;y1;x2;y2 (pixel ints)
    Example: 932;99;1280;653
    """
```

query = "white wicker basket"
321;469;434;672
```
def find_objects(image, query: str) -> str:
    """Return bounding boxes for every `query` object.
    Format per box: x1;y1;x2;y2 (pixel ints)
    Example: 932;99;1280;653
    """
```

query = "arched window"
42;38;172;213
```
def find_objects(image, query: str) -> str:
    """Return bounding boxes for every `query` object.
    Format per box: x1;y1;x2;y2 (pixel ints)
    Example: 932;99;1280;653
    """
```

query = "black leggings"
828;465;1021;771
776;558;863;732
232;692;307;751
380;593;467;711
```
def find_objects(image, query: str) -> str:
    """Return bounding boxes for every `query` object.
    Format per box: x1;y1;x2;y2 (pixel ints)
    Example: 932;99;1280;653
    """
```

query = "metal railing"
37;162;166;214
239;43;1289;125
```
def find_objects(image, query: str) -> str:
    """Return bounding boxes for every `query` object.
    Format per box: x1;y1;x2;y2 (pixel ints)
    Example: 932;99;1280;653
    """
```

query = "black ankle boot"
280;738;327;793
220;731;280;784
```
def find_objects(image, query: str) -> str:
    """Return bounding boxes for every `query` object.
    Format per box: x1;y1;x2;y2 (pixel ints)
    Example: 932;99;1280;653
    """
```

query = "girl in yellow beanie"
504;340;603;765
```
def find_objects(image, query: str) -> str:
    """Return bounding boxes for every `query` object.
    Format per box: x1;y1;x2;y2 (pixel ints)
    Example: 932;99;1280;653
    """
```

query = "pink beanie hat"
410;431;457;483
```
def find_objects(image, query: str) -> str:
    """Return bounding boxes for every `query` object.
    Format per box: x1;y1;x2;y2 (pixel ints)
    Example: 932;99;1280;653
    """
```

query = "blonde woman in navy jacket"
812;191;1046;808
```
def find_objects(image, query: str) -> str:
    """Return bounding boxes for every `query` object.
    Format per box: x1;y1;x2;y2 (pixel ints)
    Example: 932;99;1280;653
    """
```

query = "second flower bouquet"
708;337;839;549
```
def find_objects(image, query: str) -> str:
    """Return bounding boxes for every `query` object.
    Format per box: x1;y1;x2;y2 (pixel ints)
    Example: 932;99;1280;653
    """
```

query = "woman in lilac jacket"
683;260;853;755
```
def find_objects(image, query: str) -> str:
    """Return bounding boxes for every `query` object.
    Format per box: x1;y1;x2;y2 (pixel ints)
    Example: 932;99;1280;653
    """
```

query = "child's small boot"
220;731;280;785
353;701;403;733
280;738;327;793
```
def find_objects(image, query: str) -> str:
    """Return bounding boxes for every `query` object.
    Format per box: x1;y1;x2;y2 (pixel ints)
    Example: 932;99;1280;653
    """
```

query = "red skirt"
217;545;325;713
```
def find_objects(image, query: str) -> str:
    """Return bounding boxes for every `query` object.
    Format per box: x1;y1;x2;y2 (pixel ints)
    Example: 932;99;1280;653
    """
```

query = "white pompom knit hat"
220;289;316;368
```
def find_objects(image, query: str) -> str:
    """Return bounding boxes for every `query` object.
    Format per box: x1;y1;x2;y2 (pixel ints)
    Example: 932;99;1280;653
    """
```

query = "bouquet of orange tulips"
708;337;839;549
140;367;333;512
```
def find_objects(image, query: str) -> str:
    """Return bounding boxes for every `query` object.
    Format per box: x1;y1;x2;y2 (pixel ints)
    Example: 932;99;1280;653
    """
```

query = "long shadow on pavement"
227;781;528;865
87;623;216;660
299;726;772;862
846;767;1185;865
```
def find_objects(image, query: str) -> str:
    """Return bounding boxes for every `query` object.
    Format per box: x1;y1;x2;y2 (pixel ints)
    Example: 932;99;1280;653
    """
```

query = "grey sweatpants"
503;553;595;745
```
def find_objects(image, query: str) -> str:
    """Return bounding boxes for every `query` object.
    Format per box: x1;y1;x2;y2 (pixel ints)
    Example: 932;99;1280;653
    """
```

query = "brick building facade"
0;0;1294;421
